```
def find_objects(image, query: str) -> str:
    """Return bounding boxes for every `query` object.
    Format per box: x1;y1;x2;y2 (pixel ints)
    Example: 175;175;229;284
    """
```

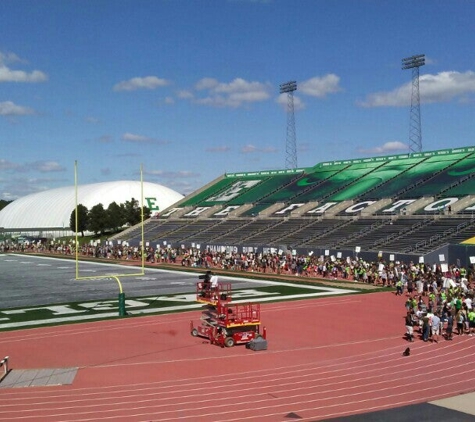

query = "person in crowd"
431;311;441;343
456;309;465;335
421;314;431;342
468;307;475;336
445;312;454;340
405;311;415;342
396;279;403;296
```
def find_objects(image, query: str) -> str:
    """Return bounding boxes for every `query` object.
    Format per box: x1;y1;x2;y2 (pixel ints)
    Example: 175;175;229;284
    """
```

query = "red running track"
1;291;475;421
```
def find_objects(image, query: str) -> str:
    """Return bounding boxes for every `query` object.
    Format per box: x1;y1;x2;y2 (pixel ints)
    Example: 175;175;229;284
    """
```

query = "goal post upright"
140;163;145;272
73;161;147;317
75;160;79;280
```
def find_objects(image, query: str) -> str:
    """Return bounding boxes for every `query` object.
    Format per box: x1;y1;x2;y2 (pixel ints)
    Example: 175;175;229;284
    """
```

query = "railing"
0;356;9;381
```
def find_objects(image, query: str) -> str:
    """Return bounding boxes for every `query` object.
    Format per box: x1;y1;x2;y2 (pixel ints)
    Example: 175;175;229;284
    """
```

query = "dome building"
0;181;183;237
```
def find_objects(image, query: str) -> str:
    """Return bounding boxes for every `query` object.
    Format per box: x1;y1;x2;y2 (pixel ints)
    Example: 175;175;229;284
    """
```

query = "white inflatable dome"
0;181;183;229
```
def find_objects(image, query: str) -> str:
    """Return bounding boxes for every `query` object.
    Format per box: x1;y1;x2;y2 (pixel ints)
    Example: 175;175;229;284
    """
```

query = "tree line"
70;198;151;236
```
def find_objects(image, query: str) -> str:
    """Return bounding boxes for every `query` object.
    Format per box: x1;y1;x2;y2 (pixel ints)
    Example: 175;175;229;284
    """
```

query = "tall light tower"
280;80;298;169
402;54;425;153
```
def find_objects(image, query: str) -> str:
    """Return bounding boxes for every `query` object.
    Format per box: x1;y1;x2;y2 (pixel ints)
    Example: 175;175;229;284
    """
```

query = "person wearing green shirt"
396;279;403;296
468;309;475;336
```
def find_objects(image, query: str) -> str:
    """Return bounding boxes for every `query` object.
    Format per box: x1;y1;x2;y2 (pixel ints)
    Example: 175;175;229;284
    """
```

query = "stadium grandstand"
0;181;183;239
113;146;475;266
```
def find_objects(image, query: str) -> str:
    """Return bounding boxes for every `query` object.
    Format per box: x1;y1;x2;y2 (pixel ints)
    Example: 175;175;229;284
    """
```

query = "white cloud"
0;159;20;171
195;78;219;90
98;135;113;143
299;74;342;98
359;70;475;107
113;76;170;91
241;144;257;153
85;116;100;124
0;101;35;116
0;51;23;65
358;141;409;155
122;132;152;142
0;51;48;83
144;169;198;178
206;146;232;152
30;161;66;173
0;51;47;83
0;66;47;83
240;144;278;154
177;90;194;99
276;93;305;110
122;132;169;144
0;176;66;200
193;77;271;108
0;159;66;175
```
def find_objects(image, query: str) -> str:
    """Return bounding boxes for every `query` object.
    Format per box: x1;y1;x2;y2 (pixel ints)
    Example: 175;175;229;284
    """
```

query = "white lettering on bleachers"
274;203;304;214
344;201;376;214
382;199;416;213
184;207;211;217
213;206;241;216
306;202;337;214
160;208;181;217
207;180;261;202
424;198;458;212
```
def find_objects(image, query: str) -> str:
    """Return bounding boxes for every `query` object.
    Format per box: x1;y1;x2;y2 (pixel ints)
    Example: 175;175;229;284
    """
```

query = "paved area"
330;396;475;421
0;368;78;388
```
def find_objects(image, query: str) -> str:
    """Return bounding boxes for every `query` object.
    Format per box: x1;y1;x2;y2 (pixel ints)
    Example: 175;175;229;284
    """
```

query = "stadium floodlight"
280;80;298;169
279;81;297;94
402;54;425;153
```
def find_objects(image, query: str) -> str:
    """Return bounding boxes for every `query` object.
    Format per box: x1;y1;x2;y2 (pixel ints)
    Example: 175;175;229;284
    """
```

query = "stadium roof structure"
0;181;183;230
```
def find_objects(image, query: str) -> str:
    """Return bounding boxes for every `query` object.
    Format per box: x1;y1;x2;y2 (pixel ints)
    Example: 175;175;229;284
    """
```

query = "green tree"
122;198;151;226
0;199;13;211
121;198;152;226
88;203;108;235
143;205;151;221
106;201;125;232
69;204;89;237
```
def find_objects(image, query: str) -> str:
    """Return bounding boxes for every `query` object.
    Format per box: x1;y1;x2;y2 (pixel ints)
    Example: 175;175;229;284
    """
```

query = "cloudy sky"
1;0;474;200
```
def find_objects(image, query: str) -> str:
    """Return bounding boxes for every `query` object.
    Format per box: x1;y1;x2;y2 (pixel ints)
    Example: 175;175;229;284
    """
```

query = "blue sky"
1;0;475;200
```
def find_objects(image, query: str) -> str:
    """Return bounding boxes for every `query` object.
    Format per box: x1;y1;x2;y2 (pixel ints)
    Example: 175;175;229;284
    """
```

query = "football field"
0;254;357;330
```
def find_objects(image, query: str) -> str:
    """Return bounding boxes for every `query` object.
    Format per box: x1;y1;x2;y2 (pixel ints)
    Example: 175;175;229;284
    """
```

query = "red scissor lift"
196;280;232;307
191;301;263;347
191;279;265;347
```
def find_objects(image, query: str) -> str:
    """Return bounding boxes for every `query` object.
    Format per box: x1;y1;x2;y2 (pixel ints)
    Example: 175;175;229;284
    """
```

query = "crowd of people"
401;268;475;343
2;240;473;287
